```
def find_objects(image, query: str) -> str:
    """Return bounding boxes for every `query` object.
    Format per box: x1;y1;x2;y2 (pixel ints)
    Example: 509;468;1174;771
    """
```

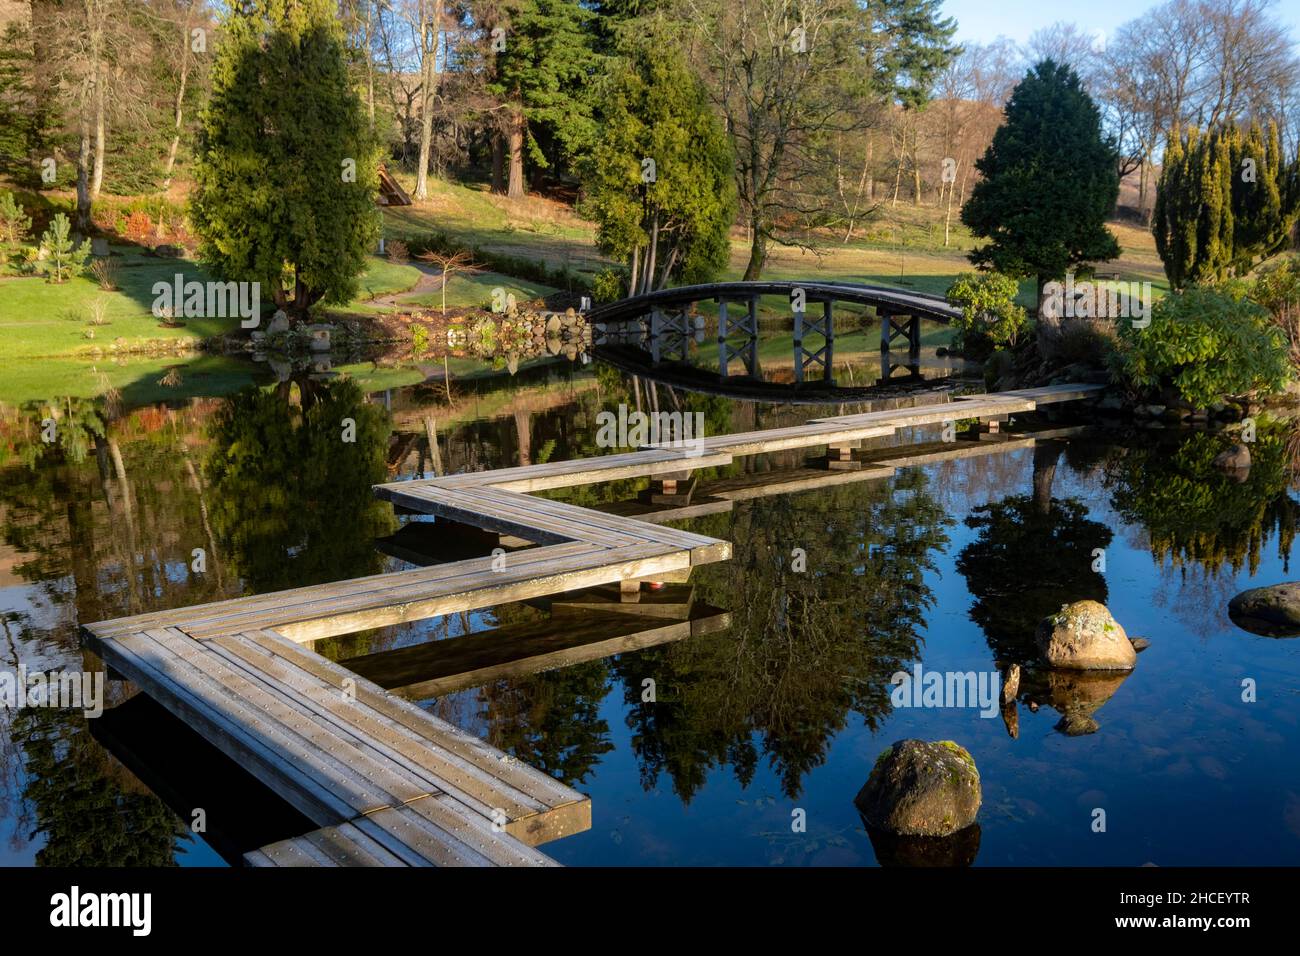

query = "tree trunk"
162;37;191;189
490;134;505;194
1036;274;1064;360
912;142;921;207
506;109;525;200
92;71;105;199
865;135;874;201
642;211;659;295
76;102;93;233
742;209;764;280
413;0;441;202
1032;442;1062;516
365;0;376;126
944;187;953;247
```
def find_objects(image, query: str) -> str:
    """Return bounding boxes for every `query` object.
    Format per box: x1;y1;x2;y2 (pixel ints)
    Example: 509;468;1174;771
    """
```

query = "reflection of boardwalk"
84;383;1102;866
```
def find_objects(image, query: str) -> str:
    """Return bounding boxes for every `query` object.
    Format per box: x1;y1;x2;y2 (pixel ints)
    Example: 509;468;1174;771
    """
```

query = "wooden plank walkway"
84;383;1103;867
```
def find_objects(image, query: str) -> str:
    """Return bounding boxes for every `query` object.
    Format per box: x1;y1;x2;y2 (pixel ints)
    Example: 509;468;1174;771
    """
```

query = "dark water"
2;349;1300;866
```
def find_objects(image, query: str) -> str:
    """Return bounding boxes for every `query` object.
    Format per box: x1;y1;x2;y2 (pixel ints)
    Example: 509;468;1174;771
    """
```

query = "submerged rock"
1044;669;1131;736
854;740;981;837
1036;600;1136;671
865;822;981;867
1213;443;1252;472
1228;583;1300;637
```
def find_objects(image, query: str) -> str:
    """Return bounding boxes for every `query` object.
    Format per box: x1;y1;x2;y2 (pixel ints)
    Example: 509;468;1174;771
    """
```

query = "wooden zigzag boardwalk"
82;383;1103;867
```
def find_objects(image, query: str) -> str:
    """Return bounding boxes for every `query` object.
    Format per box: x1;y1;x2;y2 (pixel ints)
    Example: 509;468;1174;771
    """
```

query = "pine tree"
960;59;1120;351
190;0;380;322
38;212;90;283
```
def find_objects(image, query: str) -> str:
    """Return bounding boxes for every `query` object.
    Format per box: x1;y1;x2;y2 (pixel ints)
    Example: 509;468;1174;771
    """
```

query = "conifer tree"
190;0;380;322
961;59;1120;350
1153;120;1300;288
580;39;735;294
488;0;601;199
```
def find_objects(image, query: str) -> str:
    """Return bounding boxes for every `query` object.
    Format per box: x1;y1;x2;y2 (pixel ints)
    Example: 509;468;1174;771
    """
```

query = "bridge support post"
650;308;690;364
880;311;921;358
794;298;834;384
718;295;759;380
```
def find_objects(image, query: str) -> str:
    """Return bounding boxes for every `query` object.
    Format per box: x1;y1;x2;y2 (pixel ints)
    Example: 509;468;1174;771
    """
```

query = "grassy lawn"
353;257;424;299
381;176;609;280
346;268;557;316
0;245;422;360
382;175;1167;310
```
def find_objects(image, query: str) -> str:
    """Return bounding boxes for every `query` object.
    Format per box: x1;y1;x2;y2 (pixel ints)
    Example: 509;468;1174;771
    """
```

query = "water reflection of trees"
477;662;616;788
1;612;184;866
205;378;396;592
0;378;396;863
606;471;951;802
954;442;1112;663
1104;430;1300;577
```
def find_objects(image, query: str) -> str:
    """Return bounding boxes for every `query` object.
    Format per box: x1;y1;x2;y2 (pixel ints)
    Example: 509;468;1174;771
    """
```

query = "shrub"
1055;319;1117;368
0;190;32;244
1248;255;1300;363
11;245;40;274
1112;285;1291;407
946;271;1027;348
90;257;119;291
386;239;409;263
38;214;91;284
410;322;430;356
121;210;153;242
591;268;626;303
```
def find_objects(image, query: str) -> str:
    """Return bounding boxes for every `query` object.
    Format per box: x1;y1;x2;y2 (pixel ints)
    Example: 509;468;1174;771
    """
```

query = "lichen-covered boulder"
1036;600;1136;671
854;740;981;837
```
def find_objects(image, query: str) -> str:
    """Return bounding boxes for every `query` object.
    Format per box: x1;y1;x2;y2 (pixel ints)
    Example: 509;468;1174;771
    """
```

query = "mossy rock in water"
1228;583;1300;637
1035;600;1136;671
854;740;981;837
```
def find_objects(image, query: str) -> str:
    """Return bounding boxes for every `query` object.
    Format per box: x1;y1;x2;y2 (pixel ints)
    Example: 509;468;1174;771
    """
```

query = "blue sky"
942;0;1300;46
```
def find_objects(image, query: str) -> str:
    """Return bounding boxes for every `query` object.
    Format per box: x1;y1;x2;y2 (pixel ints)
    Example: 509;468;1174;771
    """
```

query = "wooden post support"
643;470;697;506
814;440;863;471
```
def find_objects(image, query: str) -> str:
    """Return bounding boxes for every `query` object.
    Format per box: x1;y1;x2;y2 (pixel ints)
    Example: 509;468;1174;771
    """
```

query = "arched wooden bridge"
589;281;962;385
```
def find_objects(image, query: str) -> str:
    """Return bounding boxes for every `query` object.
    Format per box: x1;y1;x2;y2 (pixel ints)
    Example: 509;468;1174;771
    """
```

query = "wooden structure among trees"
82;383;1102;867
377;164;412;206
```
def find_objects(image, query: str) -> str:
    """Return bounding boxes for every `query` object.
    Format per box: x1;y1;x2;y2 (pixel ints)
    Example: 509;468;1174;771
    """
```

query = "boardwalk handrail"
588;280;962;325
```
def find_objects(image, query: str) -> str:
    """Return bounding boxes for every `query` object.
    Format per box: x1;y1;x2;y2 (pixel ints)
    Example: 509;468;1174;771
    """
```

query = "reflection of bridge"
590;281;963;386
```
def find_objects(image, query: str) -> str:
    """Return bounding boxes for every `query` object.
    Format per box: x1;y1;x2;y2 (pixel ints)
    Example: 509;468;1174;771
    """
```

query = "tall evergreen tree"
190;0;380;322
487;0;601;199
961;59;1120;351
580;39;736;294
